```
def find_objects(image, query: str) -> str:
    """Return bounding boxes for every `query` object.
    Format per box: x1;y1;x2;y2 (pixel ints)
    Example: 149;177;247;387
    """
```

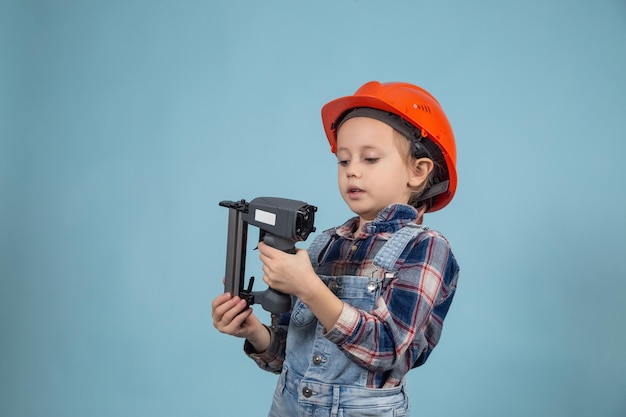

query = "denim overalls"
268;224;425;417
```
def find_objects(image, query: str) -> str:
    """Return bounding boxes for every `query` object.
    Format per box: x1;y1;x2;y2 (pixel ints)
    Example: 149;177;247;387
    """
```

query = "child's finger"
221;298;248;324
212;295;241;323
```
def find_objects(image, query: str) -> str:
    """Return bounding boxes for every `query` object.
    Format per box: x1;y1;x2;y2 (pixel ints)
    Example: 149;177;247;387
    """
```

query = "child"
212;81;460;416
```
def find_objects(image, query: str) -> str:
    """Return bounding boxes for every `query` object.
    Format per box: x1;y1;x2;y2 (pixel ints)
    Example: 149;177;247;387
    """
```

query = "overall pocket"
289;298;316;327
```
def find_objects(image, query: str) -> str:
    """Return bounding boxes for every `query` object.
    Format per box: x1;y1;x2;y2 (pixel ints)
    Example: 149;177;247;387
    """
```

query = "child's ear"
408;158;434;187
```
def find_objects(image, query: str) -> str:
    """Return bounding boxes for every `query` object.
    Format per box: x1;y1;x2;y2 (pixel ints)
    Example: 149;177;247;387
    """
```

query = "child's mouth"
347;187;364;198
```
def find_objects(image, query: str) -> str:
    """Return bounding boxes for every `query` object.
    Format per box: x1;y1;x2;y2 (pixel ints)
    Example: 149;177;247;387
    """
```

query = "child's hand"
211;293;269;351
257;241;318;299
258;241;344;331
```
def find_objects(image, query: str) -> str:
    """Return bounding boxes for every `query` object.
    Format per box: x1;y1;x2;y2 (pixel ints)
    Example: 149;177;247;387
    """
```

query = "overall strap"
373;223;428;271
308;224;428;270
307;228;335;267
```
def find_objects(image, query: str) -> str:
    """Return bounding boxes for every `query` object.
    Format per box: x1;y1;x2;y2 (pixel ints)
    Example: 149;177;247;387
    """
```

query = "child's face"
335;117;417;222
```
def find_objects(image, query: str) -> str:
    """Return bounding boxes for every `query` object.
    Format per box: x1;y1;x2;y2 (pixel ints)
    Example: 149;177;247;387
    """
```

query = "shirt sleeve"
243;324;287;374
324;232;459;373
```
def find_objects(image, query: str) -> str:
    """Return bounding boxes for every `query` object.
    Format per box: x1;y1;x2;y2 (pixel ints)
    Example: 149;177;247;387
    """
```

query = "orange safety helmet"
321;81;457;212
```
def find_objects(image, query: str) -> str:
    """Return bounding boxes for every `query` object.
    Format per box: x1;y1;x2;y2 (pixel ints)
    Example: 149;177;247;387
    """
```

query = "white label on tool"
255;209;276;226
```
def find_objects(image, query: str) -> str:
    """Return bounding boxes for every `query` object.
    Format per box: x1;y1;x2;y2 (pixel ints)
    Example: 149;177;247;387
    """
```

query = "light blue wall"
1;1;625;416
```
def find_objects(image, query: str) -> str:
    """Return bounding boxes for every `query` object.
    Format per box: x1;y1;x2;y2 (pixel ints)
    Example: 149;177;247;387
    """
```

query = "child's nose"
346;163;361;178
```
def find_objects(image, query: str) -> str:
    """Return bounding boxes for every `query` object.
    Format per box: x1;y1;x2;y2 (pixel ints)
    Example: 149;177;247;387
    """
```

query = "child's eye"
364;157;379;164
337;160;349;167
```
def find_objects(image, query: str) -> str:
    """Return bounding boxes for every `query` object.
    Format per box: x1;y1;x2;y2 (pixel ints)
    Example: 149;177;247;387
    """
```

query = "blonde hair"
392;129;437;211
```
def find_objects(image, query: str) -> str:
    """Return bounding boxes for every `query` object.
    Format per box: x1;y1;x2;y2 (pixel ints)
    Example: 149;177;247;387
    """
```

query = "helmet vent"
413;103;431;114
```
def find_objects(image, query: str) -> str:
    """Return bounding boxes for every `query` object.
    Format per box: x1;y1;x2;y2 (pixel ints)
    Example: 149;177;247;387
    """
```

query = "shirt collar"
335;204;419;239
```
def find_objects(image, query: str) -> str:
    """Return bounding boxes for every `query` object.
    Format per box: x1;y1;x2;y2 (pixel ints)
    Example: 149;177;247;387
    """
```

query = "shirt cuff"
324;302;359;345
244;325;273;358
243;326;283;373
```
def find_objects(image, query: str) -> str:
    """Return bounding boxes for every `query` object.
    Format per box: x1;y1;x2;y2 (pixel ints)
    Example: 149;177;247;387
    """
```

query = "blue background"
2;1;625;416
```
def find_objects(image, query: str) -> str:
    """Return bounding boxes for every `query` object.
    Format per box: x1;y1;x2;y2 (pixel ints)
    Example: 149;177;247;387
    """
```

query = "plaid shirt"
245;204;460;387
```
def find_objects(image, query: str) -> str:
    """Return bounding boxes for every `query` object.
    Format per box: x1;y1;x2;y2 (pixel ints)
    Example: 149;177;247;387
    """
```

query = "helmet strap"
418;180;449;201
